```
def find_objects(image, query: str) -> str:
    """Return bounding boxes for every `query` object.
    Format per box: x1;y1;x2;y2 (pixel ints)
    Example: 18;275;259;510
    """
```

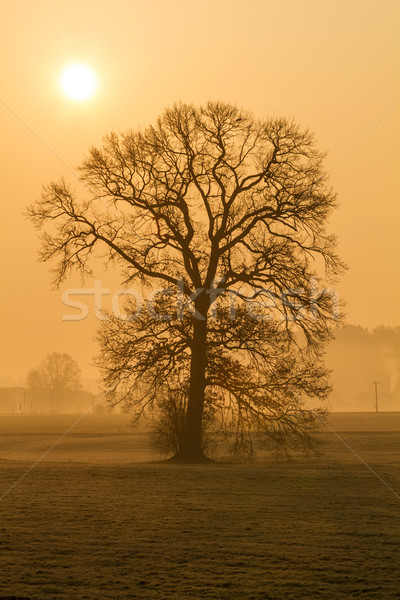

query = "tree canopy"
27;352;82;411
27;102;345;461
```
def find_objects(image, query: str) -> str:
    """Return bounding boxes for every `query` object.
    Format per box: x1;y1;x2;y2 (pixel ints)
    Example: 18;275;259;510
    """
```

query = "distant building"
0;387;109;414
0;387;25;413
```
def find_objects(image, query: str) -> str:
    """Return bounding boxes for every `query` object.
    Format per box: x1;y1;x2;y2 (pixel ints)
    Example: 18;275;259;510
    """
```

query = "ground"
0;413;399;599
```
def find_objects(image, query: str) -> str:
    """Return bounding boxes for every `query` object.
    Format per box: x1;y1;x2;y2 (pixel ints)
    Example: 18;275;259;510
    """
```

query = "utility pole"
373;381;379;413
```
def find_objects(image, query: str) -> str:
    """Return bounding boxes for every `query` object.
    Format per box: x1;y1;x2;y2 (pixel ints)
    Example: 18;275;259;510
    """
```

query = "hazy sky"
0;0;399;384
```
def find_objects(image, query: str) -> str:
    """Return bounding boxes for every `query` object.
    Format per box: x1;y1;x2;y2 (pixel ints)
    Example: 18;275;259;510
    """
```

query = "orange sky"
0;0;399;385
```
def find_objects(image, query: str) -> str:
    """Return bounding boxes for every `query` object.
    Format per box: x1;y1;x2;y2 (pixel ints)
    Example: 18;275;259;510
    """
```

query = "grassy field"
0;413;399;599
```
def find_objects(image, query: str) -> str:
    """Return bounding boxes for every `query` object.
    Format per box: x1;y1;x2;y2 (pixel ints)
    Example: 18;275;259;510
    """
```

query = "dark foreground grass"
0;415;399;599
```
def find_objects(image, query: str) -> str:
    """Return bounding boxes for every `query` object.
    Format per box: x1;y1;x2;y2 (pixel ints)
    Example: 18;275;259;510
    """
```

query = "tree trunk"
173;295;211;462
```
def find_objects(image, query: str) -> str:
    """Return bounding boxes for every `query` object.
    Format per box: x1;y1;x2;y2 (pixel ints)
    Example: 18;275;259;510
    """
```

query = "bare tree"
27;352;82;411
27;102;345;461
97;296;332;461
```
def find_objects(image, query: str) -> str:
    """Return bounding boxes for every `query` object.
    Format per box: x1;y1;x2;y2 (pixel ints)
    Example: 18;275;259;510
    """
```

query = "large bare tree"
27;102;344;461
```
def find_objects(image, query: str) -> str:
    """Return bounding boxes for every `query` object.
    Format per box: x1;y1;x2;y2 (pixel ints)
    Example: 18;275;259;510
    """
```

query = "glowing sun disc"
60;63;97;101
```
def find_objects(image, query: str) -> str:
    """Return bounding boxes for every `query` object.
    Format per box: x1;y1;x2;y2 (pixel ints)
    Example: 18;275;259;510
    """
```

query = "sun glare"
60;63;97;101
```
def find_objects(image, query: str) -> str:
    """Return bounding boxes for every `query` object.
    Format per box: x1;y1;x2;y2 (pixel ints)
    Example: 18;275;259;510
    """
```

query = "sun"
60;63;97;101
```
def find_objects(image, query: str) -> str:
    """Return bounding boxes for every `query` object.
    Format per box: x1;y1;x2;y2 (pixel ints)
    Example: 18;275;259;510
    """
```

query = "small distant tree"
27;352;82;411
27;102;345;461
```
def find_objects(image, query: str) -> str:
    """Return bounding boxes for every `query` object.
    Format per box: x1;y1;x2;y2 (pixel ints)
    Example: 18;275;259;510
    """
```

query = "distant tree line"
327;325;400;411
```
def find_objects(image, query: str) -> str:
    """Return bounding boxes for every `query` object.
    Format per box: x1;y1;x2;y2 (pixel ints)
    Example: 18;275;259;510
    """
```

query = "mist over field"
2;324;399;416
1;413;400;599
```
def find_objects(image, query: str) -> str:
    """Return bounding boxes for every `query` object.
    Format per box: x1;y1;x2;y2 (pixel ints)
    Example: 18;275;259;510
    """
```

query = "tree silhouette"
27;352;82;411
27;102;344;461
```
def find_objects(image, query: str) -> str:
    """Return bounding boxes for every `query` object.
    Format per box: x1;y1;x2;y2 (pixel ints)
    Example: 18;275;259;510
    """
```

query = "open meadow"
0;412;399;599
